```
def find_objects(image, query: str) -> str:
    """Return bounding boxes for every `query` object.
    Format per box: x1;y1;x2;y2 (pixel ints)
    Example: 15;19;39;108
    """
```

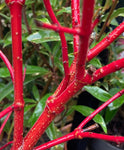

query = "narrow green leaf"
108;88;124;110
26;65;49;75
27;30;72;44
105;108;117;124
50;0;57;7
24;104;36;113
0;68;10;78
46;122;64;150
29;93;52;127
56;7;71;16
89;58;102;68
32;85;40;101
0;81;13;102
84;86;112;102
71;105;107;133
109;8;124;22
24;98;37;104
0;75;42;102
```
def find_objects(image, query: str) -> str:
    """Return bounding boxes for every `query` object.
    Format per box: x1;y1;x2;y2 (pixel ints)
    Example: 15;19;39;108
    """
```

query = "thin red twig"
78;89;124;129
91;16;100;31
0;111;12;135
35;21;80;35
43;0;69;79
0;141;13;150
71;0;80;56
0;50;14;81
0;105;14;119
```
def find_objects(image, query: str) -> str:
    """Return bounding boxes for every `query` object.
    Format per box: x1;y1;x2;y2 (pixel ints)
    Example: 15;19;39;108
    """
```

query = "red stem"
34;132;74;150
0;105;14;119
43;0;69;80
77;132;124;143
22;107;55;150
34;131;124;150
5;0;25;149
76;0;95;79
34;124;124;150
71;0;80;57
0;141;13;150
36;21;80;35
92;58;124;82
0;111;12;135
91;16;100;31
78;89;124;129
0;50;14;81
87;21;124;61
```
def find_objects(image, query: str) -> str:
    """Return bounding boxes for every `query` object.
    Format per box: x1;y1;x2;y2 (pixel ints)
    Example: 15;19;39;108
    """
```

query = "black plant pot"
88;139;122;150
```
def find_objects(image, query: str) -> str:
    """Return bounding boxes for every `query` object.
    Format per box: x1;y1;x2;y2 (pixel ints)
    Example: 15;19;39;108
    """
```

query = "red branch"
43;0;69;79
0;141;13;150
71;0;80;56
35;21;80;35
78;89;124;129
0;105;14;119
5;0;25;149
2;0;124;149
87;21;124;61
0;111;12;135
92;58;124;82
0;50;14;81
34;131;124;150
22;57;124;150
76;0;95;79
91;16;100;31
34;89;124;150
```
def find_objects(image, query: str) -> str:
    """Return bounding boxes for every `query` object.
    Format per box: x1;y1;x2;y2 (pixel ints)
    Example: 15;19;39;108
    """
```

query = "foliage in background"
0;0;124;149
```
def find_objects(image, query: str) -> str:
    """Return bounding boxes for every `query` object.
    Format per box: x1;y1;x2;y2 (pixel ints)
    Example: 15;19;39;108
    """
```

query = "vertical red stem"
43;0;69;80
6;1;25;149
76;0;95;79
69;0;80;83
71;0;80;56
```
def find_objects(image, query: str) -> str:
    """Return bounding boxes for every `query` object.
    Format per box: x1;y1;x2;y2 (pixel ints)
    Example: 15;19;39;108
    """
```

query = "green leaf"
108;88;124;110
0;68;10;78
109;8;124;22
105;108;117;124
84;86;112;102
46;122;64;150
24;98;37;104
27;30;72;44
56;7;71;16
29;93;52;127
71;105;107;133
0;65;47;78
89;58;102;68
25;0;35;5
24;104;36;113
50;0;57;7
0;3;6;10
0;81;13;102
0;13;10;20
27;31;60;43
0;75;41;102
26;65;49;75
32;85;40;101
37;18;50;24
